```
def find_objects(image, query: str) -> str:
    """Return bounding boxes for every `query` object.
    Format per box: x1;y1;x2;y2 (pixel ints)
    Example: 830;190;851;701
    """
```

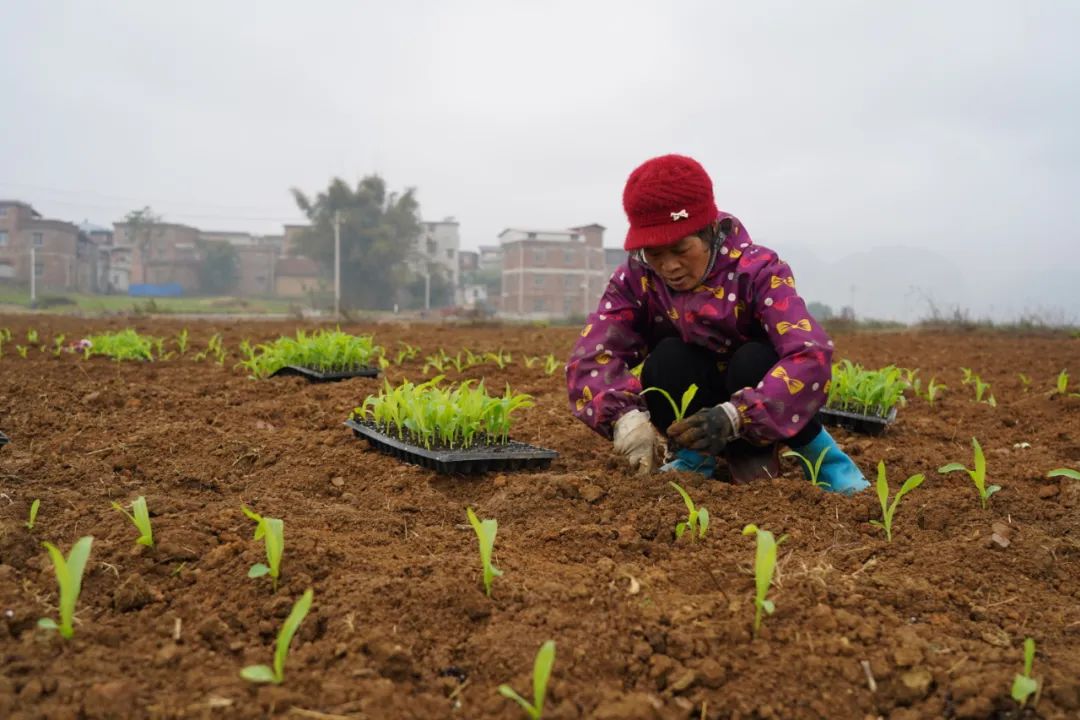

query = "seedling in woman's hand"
782;446;830;487
498;640;555;720
869;461;925;542
26;499;40;530
669;481;709;540
742;524;786;637
112;496;154;547
242;506;284;591
1047;467;1080;480
1010;637;1038;706
641;383;698;424
466;507;502;597
241;588;313;684
939;437;1000;509
38;536;93;639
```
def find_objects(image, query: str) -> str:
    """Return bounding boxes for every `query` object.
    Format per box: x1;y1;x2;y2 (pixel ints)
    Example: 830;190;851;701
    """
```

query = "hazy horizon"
2;2;1077;322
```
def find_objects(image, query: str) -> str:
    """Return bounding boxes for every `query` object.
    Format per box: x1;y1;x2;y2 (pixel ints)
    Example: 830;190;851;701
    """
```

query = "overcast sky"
2;2;1077;321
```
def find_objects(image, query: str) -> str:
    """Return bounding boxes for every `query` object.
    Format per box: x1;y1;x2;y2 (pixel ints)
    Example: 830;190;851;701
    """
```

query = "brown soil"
1;317;1078;720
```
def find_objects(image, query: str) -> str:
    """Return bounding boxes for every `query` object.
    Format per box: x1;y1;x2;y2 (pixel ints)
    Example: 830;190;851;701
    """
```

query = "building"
275;256;321;298
605;247;628;276
415;219;460;294
0;200;83;292
282;224;310;256
497;223;606;318
114;220;202;293
198;231;278;296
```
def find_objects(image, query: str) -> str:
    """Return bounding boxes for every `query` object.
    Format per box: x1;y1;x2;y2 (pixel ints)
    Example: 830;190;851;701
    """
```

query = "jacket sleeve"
730;253;833;445
566;266;649;440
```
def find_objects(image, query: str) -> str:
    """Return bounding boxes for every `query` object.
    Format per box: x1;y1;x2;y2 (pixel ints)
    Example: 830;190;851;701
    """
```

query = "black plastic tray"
345;419;557;474
0;431;8;448
816;406;897;435
270;364;378;382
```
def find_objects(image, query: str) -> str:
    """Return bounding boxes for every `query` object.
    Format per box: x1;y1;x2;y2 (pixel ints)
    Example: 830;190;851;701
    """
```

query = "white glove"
613;409;664;476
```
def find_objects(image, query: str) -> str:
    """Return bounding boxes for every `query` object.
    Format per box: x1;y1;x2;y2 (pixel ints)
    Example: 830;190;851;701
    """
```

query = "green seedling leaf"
642;384;698;424
112;496;153;547
939;437;998;508
742;524;786;637
26;499;40;530
466;507;503;597
1047;468;1080;480
1010;637;1038;705
241;588;313;684
39;536;93;638
869;461;925;542
782;447;830;487
498;640;555;720
242;506;284;590
669;481;708;541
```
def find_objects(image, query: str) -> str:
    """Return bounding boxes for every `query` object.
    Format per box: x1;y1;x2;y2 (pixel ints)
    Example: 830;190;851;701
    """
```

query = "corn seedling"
423;349;450;375
939;437;1000;509
742;524;786;637
356;377;534;449
26;499;40;530
498;640;555;720
1018;373;1031;391
669;481;709;540
1055;369;1069;395
641;383;699;424
971;375;996;406
27;329;38;344
242;506;284;590
1010;637;1038;706
38;536;93;639
241;588;314;684
960;367;974;385
16;345;28;358
239;329;380;378
543;354;560;376
925;378;947;407
112;496;154;547
485;349;512;369
394;341;420;365
51;334;66;356
83;329;157;361
868;461;925;542
523;355;540;369
1047;467;1080;480
827;360;913;418
782;446;830;487
466;507;502;597
175;329;189;354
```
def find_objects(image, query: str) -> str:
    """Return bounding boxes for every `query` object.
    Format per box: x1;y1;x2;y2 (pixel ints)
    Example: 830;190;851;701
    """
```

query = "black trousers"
640;337;821;447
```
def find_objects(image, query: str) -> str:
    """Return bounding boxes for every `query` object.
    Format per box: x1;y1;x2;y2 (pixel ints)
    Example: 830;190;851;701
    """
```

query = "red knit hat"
622;154;719;251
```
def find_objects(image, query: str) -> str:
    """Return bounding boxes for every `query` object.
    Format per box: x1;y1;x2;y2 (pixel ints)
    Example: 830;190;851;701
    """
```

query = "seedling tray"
345;419;557;474
817;406;897;435
270;365;378;383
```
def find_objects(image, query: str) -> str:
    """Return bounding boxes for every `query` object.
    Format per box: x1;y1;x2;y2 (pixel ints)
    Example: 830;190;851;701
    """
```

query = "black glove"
667;402;739;455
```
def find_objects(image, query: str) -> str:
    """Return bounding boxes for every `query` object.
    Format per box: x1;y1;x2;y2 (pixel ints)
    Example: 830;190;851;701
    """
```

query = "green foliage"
641;384;699;424
241;588;314;684
1018;373;1031;390
1047;467;1080;480
742;524;786;637
112;496;154;547
356;377;534;448
238;329;381;378
925;377;947;407
16;345;28;358
939;437;1000;509
242;506;284;591
38;536;93;639
1055;369;1069;394
193;333;226;364
26;329;39;344
291;176;422;310
84;329;158;361
961;369;996;406
782;446;830;487
394;341;420;365
485;349;512;369
669;481;709;541
868;461;925;542
522;355;540;369
543;354;561;376
423;349;450;374
26;499;40;530
827;360;913;417
1010;637;1038;706
51;334;66;356
498;640;556;720
175;329;189;355
466;507;503;597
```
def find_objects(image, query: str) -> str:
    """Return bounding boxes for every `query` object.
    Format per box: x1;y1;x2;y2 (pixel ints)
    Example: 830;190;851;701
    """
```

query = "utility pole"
333;210;342;319
30;245;36;308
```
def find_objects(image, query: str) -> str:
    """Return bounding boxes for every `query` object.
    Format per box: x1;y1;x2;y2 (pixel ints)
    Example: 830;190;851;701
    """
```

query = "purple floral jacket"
566;213;833;445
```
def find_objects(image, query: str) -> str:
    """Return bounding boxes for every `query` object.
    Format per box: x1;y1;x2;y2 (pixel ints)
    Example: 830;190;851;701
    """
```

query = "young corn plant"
641;383;699;424
969;374;996;406
742;524;786;637
827;360;913;418
16;345;28;359
1055;369;1069;395
1047;468;1080;480
543;354;561;376
925;378;947;407
26;499;41;530
1010;637;1038;706
781;446;830;487
52;334;66;356
423;350;449;375
939;437;1000;509
242;506;284;591
27;329;39;344
175;328;189;355
498;640;556;720
241;588;314;684
38;536;94;639
239;329;381;377
1018;373;1032;391
83;329;157;361
466;507;502;597
394;341;420;365
112;496;154;547
485;349;512;369
868;461;925;542
669;482;709;541
523;355;540;369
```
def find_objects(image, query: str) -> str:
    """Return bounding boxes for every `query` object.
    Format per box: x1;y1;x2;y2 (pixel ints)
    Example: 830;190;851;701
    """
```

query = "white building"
412;218;460;307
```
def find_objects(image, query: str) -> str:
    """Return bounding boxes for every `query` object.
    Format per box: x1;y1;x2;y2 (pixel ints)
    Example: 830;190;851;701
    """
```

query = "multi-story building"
497;223;606;318
416;219;460;291
198;231;278;296
282;224;310;257
275;256;321;298
114;220;202;293
0;200;82;291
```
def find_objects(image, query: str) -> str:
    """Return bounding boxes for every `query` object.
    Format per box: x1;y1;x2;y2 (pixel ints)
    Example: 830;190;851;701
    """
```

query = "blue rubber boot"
660;448;717;478
789;427;868;494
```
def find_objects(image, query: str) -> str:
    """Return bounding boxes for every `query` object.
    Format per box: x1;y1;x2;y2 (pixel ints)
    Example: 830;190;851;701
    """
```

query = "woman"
565;154;866;493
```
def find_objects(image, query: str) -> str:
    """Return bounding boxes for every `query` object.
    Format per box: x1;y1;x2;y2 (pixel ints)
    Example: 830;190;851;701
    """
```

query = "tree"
290;176;422;310
197;240;239;295
124;206;162;286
